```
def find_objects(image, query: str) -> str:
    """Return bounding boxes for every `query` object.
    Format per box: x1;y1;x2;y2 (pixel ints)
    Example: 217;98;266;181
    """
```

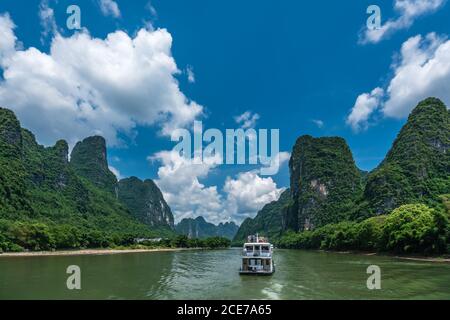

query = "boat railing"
242;250;272;257
250;265;264;271
260;251;271;257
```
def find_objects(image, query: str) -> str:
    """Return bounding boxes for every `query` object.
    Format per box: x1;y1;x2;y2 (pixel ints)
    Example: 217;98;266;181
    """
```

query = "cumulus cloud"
346;87;384;132
234;111;260;129
360;0;445;44
0;14;203;147
99;0;121;18
150;150;286;224
224;171;285;220
383;33;450;117
150;150;225;224
347;32;450;131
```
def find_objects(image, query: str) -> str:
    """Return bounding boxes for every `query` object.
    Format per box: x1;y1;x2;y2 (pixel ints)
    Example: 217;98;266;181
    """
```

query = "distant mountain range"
176;216;239;240
234;97;450;243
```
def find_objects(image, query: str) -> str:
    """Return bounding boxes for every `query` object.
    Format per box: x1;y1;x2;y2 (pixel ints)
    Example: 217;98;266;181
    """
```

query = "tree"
381;204;448;254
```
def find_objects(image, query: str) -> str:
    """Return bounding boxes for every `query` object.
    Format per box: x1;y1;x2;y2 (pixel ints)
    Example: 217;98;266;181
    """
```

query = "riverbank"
328;250;450;263
2;247;449;263
393;255;450;263
0;247;199;258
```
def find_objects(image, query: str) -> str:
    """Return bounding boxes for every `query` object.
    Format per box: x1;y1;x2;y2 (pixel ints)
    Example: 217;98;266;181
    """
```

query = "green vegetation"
0;219;230;252
0;219;139;252
278;203;449;254
235;97;450;255
118;177;174;228
0;109;32;219
285;135;364;231
175;216;238;240
0;107;229;253
381;204;448;253
70;136;118;194
0;107;175;253
2;96;450;255
363;98;450;215
234;136;365;243
161;235;231;249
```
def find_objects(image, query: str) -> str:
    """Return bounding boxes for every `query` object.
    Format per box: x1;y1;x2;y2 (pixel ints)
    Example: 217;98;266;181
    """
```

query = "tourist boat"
239;234;275;275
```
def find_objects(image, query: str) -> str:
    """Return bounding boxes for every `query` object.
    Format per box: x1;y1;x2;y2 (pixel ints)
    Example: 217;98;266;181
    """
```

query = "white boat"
239;234;275;275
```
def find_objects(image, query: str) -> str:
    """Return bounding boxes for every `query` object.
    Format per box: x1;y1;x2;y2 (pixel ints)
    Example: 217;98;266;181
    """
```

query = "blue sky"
0;0;449;224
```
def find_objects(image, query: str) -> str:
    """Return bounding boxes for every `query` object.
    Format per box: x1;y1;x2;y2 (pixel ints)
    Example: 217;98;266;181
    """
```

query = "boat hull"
239;264;275;276
239;270;274;276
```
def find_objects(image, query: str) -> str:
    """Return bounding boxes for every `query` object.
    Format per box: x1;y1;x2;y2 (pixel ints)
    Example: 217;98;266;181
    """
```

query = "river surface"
0;248;449;299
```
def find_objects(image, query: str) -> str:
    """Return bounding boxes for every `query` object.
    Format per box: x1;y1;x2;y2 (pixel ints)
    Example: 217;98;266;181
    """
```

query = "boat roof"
244;242;272;245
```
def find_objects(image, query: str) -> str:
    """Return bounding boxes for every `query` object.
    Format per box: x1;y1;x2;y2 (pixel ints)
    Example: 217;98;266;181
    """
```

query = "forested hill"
234;97;450;254
362;97;450;216
0;107;174;252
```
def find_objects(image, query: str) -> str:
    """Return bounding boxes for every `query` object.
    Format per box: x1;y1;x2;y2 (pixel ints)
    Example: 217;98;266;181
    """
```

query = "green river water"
0;248;449;299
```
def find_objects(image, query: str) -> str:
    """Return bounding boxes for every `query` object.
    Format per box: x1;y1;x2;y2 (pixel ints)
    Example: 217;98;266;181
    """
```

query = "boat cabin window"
262;246;269;251
254;245;261;251
249;259;261;266
245;246;253;251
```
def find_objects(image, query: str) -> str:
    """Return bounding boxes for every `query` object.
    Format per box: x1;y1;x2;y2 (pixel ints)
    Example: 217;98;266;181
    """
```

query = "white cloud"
99;0;121;18
360;0;445;44
186;65;195;83
383;33;450;117
277;151;291;166
234;111;260;129
150;150;225;224
0;14;16;62
346;87;384;132
311;119;324;128
150;150;286;224
39;0;58;43
224;171;285;221
109;165;121;179
0;14;203;147
348;32;450;130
